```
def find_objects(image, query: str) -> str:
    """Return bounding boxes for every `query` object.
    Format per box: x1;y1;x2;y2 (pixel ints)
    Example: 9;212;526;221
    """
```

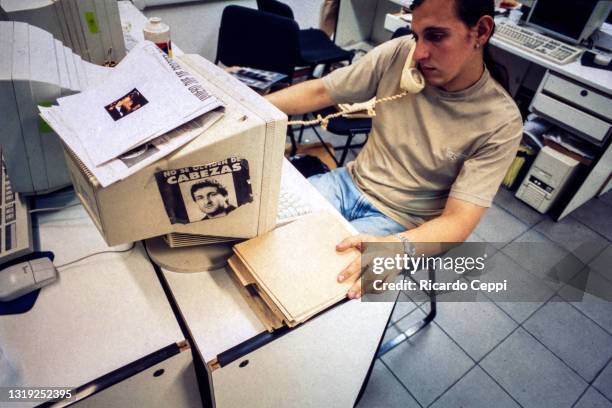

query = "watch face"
396;234;416;257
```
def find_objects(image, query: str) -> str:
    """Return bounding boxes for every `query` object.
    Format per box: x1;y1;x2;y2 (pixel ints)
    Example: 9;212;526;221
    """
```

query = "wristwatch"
394;234;416;257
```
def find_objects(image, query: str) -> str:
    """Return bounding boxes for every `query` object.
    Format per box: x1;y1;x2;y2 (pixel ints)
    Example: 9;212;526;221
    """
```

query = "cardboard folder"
228;211;359;331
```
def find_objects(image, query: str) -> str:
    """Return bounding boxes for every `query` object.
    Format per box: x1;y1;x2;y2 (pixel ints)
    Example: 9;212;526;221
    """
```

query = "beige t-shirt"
322;37;523;228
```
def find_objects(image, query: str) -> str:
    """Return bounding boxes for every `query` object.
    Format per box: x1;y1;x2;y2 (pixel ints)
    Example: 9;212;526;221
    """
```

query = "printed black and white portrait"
181;175;238;221
105;88;149;121
155;157;253;225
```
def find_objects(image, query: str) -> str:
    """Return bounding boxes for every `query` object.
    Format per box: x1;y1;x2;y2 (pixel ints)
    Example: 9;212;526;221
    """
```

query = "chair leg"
338;131;354;167
376;266;437;358
310;122;340;166
298;113;308;144
287;120;298;157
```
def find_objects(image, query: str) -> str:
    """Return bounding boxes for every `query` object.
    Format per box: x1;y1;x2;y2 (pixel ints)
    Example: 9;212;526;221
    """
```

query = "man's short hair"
190;179;229;201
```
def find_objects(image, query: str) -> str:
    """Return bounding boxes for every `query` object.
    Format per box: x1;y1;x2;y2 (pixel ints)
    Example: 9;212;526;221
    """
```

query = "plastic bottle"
143;17;173;57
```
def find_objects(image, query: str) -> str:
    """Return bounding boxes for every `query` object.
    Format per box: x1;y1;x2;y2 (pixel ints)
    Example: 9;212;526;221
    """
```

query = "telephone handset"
400;41;425;94
288;39;425;130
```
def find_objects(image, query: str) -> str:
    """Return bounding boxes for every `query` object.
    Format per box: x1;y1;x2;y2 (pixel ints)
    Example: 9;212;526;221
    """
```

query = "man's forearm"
392;199;486;256
265;79;335;116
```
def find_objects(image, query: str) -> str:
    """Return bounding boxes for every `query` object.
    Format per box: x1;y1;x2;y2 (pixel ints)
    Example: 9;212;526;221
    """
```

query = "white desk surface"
490;18;612;94
162;265;265;363
162;263;395;365
0;203;183;399
159;160;393;363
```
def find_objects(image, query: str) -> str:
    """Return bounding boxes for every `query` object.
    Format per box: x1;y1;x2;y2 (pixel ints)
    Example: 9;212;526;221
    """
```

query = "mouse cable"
56;243;136;270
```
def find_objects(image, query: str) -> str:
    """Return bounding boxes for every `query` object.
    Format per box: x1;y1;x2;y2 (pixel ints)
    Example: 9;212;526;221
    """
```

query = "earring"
475;43;481;49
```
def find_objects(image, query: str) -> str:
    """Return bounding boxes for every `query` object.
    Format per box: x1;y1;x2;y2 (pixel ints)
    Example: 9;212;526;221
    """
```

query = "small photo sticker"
105;88;148;121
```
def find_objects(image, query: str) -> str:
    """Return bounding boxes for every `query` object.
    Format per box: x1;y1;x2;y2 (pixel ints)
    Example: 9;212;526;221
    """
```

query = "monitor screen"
528;0;597;42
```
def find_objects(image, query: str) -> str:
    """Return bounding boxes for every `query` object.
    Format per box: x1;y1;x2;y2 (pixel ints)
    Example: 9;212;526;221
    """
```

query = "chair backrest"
215;5;300;79
392;27;412;39
256;0;294;20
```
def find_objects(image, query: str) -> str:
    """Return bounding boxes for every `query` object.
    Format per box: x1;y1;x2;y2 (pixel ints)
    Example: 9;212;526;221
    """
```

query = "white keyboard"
276;163;315;226
276;184;313;225
1;151;33;263
494;21;583;65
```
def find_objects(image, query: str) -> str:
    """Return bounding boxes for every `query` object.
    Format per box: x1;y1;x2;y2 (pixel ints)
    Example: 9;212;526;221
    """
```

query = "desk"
381;14;612;219
0;201;201;407
1;161;397;407
155;160;396;408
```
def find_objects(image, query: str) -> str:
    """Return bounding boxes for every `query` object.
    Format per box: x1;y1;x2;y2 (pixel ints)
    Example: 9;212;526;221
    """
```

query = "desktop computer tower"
64;54;287;246
515;146;579;213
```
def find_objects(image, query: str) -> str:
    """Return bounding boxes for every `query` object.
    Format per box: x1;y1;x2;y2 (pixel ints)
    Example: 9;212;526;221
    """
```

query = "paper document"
40;106;224;187
230;211;359;327
39;41;225;186
51;41;222;166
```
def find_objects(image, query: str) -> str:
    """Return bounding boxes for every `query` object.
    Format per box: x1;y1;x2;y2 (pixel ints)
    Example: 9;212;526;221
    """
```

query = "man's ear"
475;15;495;44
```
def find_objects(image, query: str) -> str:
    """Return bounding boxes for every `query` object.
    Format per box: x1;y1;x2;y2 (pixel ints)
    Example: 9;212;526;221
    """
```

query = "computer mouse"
594;53;611;66
0;257;57;302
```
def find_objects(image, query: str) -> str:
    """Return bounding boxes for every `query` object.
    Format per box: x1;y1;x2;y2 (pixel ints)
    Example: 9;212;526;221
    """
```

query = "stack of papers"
0;21;112;192
39;41;224;187
227;211;359;332
1;0;127;65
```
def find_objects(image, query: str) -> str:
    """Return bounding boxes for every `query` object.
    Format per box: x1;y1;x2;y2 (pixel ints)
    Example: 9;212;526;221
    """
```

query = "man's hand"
336;234;400;299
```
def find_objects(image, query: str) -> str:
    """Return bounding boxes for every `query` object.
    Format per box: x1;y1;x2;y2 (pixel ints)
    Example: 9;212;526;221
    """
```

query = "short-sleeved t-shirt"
322;37;523;228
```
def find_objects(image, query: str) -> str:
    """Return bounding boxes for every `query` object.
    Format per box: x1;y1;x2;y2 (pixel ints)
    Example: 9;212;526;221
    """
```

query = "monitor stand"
145;237;234;273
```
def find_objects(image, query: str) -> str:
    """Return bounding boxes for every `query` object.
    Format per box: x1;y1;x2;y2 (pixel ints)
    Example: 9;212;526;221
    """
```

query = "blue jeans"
308;168;406;236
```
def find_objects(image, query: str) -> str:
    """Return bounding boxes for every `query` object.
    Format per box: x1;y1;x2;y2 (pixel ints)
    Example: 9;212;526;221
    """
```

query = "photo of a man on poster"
190;179;237;220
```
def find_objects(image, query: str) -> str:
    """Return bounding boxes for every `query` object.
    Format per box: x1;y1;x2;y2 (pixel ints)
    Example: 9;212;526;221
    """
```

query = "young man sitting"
266;0;522;298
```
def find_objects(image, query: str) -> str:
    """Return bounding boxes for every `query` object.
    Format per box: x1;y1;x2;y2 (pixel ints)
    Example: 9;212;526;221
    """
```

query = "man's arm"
401;197;485;243
336;197;486;298
265;79;335;116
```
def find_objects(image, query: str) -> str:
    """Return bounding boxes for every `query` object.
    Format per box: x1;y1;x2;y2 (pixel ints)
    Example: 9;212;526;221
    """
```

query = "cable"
287;91;408;130
56;243;136;270
29;202;81;214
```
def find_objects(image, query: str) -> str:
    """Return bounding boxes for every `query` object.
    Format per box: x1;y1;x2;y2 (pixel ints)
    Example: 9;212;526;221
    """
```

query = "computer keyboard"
276;183;314;225
494;21;583;65
1;151;33;263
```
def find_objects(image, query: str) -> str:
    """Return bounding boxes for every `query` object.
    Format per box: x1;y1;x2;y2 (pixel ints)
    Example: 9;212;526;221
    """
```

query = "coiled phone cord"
287;91;409;131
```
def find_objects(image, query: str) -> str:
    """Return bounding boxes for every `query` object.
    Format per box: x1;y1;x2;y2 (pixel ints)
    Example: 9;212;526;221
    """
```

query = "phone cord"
287;91;408;131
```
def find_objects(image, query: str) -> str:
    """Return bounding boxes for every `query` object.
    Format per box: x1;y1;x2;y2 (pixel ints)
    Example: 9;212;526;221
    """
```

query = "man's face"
123;97;134;111
411;0;479;91
193;186;227;216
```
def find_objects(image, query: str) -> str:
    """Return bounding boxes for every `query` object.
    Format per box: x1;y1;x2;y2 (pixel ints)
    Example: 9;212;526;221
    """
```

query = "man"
190;180;236;220
266;0;522;298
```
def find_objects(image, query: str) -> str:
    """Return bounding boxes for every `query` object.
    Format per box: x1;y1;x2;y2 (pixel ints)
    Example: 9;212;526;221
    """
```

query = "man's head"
190;180;231;218
410;0;495;92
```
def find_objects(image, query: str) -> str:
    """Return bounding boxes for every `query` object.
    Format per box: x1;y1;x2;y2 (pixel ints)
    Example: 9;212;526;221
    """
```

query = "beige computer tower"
515;146;580;213
64;54;287;246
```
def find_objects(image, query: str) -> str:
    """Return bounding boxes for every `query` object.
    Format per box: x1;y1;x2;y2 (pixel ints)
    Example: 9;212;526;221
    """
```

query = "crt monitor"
64;54;287;247
526;0;612;44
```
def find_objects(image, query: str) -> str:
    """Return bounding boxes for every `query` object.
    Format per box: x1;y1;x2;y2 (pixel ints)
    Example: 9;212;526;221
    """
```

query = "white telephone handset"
400;41;425;94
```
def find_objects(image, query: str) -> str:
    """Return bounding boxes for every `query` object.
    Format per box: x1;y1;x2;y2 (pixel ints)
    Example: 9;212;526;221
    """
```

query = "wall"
141;0;322;61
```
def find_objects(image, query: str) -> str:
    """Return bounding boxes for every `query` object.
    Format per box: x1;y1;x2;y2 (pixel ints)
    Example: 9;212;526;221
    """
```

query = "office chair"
215;5;300;81
298;107;371;167
256;0;353;77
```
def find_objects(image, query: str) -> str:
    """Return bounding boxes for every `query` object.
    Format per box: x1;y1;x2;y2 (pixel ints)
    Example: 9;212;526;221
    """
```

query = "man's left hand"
336;234;400;299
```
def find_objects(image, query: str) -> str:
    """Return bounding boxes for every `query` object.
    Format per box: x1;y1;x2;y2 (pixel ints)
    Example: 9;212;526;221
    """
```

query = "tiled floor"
293;129;612;408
